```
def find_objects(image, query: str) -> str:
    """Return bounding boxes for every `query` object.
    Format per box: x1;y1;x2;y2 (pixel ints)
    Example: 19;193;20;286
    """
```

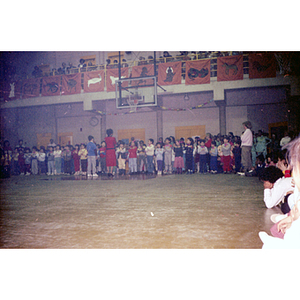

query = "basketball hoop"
116;75;158;109
127;97;139;112
127;89;144;112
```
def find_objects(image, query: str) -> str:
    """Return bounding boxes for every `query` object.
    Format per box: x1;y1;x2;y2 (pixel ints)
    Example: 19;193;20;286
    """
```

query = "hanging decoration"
95;99;214;116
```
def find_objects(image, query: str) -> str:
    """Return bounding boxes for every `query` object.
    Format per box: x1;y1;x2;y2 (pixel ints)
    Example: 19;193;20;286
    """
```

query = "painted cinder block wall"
225;85;289;135
161;91;219;138
1;84;290;148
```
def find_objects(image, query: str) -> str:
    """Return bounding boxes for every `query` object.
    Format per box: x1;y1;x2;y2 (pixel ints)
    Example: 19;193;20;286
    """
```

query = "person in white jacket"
259;135;300;249
259;166;294;209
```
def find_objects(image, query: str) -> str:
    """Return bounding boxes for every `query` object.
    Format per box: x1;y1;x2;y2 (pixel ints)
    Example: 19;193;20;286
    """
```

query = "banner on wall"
83;70;105;93
249;53;276;79
61;73;81;95
22;78;41;98
41;75;61;96
158;61;182;86
217;55;243;81
185;59;211;85
106;67;129;92
131;64;154;87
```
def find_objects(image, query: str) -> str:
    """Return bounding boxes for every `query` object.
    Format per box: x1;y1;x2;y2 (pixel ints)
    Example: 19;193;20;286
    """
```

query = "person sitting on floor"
259;165;294;210
245;154;265;177
259;135;300;249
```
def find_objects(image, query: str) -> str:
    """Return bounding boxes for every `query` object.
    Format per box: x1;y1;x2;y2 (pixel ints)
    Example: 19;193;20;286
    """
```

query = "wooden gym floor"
0;173;280;249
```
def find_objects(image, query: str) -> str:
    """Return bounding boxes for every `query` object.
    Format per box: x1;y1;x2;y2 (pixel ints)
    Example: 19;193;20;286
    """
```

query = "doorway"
36;133;52;149
58;132;73;146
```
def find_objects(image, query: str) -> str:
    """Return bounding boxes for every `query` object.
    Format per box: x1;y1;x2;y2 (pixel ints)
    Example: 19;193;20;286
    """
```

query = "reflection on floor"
0;172;276;249
41;173;158;181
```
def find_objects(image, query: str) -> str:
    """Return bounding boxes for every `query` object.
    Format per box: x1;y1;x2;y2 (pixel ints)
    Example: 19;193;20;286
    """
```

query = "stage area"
0;173;280;249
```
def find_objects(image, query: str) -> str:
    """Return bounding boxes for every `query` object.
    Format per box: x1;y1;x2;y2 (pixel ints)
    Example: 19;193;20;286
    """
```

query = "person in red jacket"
128;141;138;174
105;129;117;177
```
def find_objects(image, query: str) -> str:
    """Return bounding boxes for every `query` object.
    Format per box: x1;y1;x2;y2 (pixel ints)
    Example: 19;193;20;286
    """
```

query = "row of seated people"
32;51;245;78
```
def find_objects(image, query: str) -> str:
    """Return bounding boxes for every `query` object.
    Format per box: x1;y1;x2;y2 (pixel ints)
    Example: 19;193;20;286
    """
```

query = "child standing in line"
194;140;201;173
60;146;65;174
145;139;155;174
137;140;147;173
232;140;242;173
116;142;127;176
12;147;20;175
1;150;12;178
163;137;173;174
173;140;184;174
63;145;72;175
198;139;208;174
205;133;212;172
24;147;31;175
54;145;62;175
209;142;218;174
216;136;222;147
221;136;231;173
47;146;55;175
155;142;164;175
99;141;107;174
38;148;46;175
86;135;98;177
69;145;75;174
18;148;25;175
185;137;194;174
78;144;88;176
182;141;186;171
31;147;38;175
72;144;80;175
128;141;138;174
230;145;235;173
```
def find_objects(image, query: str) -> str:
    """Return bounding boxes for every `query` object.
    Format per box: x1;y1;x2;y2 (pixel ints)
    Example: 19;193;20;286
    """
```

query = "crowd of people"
0;123;295;179
28;51;245;79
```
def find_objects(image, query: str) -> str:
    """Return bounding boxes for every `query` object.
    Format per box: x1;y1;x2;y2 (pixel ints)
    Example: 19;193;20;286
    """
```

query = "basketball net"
127;89;143;112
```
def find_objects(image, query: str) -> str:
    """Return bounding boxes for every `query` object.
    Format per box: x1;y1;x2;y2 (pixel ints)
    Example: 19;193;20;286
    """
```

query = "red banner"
106;67;129;92
61;73;82;95
22;78;41;98
185;59;210;85
83;70;105;93
41;75;61;97
131;64;154;87
249;53;276;79
217;55;243;81
158;61;182;86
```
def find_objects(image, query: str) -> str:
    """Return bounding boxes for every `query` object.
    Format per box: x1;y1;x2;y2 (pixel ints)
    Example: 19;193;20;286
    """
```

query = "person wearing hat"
238;121;253;175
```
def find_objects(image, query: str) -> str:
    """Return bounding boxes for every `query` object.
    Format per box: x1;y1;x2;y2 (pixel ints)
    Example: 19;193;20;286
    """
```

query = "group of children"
0;130;290;178
0;134;238;178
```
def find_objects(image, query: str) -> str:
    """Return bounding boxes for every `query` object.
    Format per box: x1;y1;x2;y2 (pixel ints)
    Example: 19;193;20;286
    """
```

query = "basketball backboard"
115;76;158;109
